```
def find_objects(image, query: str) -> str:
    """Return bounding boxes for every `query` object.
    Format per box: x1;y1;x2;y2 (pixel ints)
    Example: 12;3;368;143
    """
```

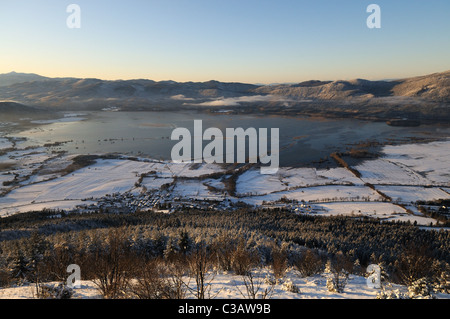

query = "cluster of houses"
76;191;171;214
419;203;450;218
74;190;247;214
260;200;318;214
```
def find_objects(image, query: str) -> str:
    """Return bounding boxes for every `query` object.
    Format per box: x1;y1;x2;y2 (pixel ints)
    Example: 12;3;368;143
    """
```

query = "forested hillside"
0;208;449;298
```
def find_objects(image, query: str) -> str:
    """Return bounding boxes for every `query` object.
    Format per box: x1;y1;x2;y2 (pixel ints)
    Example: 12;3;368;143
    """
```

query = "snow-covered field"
0;158;226;216
0;137;448;226
238;185;383;205
381;141;450;185
312;202;436;224
235;167;363;196
353;140;450;186
1;268;446;300
375;185;450;204
354;159;430;185
172;180;225;201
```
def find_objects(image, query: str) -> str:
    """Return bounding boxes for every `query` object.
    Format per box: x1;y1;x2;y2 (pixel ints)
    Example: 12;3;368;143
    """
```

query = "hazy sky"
1;0;449;83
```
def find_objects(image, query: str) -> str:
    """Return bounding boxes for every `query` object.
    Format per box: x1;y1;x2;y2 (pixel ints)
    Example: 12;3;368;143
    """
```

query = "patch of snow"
376;185;450;204
1;269;448;299
313;202;436;225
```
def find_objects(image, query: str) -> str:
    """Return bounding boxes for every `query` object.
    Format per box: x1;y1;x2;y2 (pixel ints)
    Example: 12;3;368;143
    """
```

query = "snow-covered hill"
1;269;448;299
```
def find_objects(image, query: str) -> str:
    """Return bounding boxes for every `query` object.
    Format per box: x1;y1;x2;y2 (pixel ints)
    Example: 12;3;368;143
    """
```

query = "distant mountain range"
0;72;50;87
0;70;449;123
257;71;450;103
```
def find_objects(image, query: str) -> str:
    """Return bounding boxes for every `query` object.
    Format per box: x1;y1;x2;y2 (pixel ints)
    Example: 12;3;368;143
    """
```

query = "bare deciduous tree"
130;258;178;299
293;249;324;277
395;243;434;286
325;252;352;293
90;229;135;299
231;240;259;276
166;256;190;299
187;242;215;299
235;269;275;299
270;244;288;280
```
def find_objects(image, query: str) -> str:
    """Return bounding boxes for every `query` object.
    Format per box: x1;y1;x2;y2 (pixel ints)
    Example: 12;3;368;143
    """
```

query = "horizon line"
1;69;449;86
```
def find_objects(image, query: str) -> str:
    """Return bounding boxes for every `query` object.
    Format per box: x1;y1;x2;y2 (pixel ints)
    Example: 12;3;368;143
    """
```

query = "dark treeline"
0;208;449;297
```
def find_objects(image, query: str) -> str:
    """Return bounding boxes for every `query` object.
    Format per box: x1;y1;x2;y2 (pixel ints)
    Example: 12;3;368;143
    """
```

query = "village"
71;188;317;216
73;187;235;215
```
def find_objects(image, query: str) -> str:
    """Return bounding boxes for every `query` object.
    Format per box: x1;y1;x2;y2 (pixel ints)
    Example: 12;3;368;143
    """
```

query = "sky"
0;0;449;84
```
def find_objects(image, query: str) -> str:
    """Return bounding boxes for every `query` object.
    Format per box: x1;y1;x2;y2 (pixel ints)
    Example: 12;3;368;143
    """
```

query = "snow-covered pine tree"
408;278;435;299
10;250;32;282
178;230;193;255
